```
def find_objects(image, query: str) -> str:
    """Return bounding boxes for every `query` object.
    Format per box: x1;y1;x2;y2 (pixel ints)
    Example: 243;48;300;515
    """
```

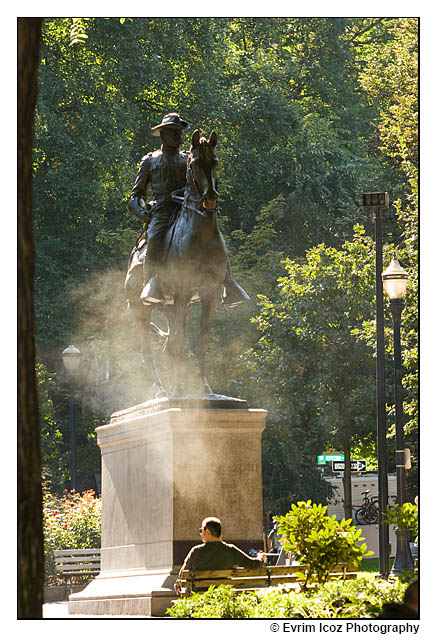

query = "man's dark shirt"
129;147;189;245
175;540;264;594
129;147;188;207
181;540;264;572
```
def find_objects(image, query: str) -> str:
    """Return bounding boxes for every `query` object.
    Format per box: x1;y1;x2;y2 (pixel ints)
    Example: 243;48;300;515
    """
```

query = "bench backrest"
179;563;356;594
54;548;101;575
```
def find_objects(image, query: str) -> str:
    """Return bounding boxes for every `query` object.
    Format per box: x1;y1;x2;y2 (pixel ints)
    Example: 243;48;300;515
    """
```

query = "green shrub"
166;586;256;619
274;501;372;588
385;502;418;539
43;489;101;581
167;578;408;619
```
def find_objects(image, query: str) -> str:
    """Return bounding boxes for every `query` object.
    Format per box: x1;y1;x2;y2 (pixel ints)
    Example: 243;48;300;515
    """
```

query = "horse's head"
188;129;219;212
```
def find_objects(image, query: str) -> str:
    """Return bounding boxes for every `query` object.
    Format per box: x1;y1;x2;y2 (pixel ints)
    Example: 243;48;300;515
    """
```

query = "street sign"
318;454;344;465
332;460;367;472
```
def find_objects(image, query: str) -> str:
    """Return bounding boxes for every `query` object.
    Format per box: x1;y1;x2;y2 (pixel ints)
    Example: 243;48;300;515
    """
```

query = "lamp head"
62;345;81;372
362;192;389;208
382;259;408;300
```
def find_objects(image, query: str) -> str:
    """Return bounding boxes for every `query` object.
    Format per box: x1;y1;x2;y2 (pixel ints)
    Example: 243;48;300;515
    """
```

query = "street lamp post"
382;259;414;575
362;192;390;579
62;345;82;491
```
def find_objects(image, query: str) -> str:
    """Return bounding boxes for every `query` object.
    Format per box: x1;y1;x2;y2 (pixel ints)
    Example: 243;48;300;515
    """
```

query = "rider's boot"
223;260;250;307
140;255;163;304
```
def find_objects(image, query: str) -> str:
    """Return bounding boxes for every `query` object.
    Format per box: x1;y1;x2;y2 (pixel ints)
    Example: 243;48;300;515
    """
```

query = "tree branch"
346;18;386;45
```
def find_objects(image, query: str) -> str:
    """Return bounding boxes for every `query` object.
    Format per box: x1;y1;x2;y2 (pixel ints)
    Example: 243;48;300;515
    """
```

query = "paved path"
43;602;70;618
43;602;168;619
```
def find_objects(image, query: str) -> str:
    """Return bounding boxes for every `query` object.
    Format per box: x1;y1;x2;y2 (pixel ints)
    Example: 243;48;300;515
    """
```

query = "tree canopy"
33;18;418;506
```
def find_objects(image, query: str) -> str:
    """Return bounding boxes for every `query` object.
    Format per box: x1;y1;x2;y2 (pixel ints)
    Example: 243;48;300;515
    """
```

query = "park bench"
54;548;101;596
178;563;357;597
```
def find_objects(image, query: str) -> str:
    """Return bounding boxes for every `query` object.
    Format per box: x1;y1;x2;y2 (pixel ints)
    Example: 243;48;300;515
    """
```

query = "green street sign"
317;454;345;465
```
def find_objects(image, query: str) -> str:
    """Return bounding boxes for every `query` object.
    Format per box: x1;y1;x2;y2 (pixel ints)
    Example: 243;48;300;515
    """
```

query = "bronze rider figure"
128;112;249;307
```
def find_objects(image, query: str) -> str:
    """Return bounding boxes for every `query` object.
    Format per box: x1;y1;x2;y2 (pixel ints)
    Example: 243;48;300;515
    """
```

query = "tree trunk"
18;17;43;619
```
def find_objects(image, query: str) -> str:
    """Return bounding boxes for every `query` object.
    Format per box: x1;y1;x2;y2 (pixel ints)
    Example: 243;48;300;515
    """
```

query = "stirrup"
223;279;250;307
140;276;163;304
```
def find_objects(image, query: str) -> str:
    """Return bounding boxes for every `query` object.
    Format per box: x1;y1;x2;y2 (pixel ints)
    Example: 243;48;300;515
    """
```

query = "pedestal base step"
68;569;177;617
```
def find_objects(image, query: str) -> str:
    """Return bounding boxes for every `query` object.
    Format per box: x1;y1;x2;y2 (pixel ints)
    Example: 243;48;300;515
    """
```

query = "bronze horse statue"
125;130;227;397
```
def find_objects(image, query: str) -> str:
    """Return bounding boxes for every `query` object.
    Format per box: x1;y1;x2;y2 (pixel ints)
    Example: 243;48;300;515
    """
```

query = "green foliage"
167;577;408;619
248;228;377;510
356;17;418;495
168;585;254;619
37;361;67;491
385;502;418;539
34;17;394;356
43;489;101;580
358;18;417;168
350;434;378;470
34;17;417;500
37;358;103;493
69;18;89;46
260;420;334;515
275;501;372;588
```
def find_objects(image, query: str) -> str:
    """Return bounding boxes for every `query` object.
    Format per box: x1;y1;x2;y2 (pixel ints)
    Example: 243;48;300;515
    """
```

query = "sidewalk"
43;602;169;619
43;602;70;618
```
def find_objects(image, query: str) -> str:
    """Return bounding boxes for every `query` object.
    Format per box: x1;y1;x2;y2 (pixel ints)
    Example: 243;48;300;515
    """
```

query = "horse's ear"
191;129;201;149
208;130;218;148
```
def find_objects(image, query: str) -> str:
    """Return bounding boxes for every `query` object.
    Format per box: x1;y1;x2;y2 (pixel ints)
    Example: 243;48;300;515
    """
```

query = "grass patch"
359;558;394;572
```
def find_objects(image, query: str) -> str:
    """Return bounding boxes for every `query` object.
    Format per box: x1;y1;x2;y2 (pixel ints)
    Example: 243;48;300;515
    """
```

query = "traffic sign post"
332;460;367;472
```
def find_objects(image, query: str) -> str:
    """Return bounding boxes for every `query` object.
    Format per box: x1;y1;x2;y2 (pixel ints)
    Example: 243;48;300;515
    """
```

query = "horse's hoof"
200;380;213;395
153;385;168;399
171;386;184;397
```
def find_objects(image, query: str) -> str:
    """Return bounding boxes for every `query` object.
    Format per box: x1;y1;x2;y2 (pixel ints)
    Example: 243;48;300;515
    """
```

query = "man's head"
151;112;189;150
199;517;222;542
159;126;183;150
151;113;190;137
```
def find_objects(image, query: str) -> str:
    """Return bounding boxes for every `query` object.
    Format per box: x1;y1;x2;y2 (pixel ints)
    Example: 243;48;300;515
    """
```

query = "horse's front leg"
197;292;220;395
126;269;167;398
136;304;168;398
169;295;191;396
145;320;168;399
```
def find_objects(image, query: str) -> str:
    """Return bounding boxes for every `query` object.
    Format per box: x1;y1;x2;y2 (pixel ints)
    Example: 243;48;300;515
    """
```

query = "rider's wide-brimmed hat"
151;112;190;136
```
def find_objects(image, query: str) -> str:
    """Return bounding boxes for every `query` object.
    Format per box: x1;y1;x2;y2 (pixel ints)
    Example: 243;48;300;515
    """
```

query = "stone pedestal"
68;396;267;616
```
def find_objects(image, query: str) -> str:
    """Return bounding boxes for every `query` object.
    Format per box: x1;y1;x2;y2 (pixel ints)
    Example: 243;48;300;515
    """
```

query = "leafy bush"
167;585;256;619
167;578;408;619
385;502;418;539
43;489;101;581
274;501;372;588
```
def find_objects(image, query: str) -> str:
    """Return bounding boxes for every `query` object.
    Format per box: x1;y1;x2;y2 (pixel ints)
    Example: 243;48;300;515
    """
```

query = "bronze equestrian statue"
125;113;249;397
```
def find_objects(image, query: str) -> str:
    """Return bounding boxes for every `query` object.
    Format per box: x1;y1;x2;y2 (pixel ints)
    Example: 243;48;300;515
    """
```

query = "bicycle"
354;490;379;525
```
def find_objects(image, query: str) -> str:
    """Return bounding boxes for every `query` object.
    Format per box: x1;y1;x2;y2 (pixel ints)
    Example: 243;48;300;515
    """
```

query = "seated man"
174;516;267;594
